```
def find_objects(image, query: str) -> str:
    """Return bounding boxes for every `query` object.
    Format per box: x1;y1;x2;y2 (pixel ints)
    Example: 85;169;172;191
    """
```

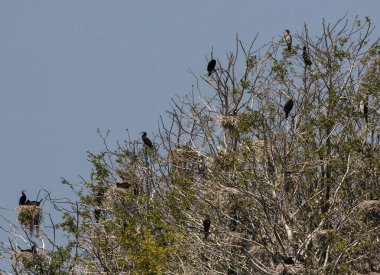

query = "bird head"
141;132;147;137
285;29;290;34
303;45;307;50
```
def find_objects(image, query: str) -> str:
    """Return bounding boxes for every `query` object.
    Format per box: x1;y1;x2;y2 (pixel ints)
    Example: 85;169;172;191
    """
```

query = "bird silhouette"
284;99;294;119
25;198;43;206
284;29;292;51
360;99;368;123
18;243;37;253
19;190;27;205
203;217;211;239
207;59;216;76
302;46;312;67
141;132;153;148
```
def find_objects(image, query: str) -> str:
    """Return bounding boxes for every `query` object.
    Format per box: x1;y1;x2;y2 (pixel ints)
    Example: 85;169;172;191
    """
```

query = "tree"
4;16;380;274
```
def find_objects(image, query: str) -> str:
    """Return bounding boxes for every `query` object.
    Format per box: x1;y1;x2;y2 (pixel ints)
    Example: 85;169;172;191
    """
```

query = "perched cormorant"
360;99;368;123
18;243;36;253
282;256;295;265
141;132;153;148
207;59;216;76
116;180;130;189
19;190;27;205
284;29;292;51
94;208;101;222
284;99;294;119
25;199;43;206
302;46;312;67
203;217;211;239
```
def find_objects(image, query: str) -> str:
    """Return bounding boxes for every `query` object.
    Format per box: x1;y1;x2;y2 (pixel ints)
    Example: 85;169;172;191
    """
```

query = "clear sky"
0;0;379;269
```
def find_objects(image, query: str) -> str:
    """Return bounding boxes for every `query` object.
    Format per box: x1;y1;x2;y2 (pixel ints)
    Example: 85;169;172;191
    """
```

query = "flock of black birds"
206;30;315;120
18;190;43;206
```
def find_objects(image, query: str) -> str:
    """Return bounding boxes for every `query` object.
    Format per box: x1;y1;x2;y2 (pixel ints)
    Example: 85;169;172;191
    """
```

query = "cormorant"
203;217;211;239
18;243;36;253
207;59;216;76
19;190;27;205
116;180;130;189
284;99;294;119
25;199;43;206
302;46;312;67
282;256;295;265
141;132;153;148
94;208;101;222
284;29;292;51
360;99;368;123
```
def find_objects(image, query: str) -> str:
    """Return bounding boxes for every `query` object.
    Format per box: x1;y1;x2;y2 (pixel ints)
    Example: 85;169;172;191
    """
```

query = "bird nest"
17;205;42;227
218;115;240;129
13;252;45;270
104;187;138;214
274;263;305;275
168;145;202;164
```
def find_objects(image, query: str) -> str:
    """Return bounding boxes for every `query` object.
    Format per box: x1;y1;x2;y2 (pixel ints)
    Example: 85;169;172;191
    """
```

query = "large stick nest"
218;115;240;129
168;145;203;164
17;205;42;227
13;252;45;269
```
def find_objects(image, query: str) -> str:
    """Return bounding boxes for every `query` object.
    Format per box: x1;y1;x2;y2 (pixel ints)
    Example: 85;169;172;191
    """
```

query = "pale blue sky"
0;0;379;269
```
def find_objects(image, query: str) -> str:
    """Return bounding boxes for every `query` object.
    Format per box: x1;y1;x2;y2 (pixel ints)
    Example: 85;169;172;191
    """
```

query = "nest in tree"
168;145;202;164
13;252;45;270
218;115;240;129
104;186;139;215
275;263;305;275
208;182;242;207
17;205;42;227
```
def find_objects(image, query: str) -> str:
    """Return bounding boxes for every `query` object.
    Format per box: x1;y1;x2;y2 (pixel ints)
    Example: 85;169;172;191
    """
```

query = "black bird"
284;99;294;119
207;59;216;76
360;99;368;123
203;217;211;239
284;29;292;51
94;208;101;222
141;132;153;148
18;243;37;253
302;46;312;67
282;256;295;265
25;198;43;206
116;180;130;189
19;190;27;205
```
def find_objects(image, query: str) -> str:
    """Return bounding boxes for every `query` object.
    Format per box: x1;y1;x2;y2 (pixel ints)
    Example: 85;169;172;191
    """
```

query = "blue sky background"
0;0;379;270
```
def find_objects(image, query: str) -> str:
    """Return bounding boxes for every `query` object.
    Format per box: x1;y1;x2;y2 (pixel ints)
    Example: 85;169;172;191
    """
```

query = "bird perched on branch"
19;190;27;205
207;59;216;76
284;29;292;51
141;132;153;148
203;217;211;239
284;99;294;119
360;99;368;123
302;46;312;67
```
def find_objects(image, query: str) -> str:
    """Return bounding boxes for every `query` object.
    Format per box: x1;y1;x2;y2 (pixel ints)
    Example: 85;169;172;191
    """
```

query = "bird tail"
285;112;289;119
208;71;211;76
204;232;209;239
287;45;291;51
